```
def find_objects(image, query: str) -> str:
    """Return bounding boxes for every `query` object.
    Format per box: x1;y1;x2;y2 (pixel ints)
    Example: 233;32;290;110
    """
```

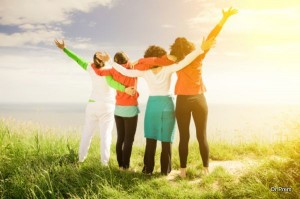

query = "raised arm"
166;37;216;73
192;7;238;62
207;7;238;40
54;39;89;70
111;62;144;78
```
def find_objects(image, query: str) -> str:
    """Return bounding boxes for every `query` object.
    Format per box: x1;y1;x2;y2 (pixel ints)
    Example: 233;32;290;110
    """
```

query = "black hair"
114;51;129;64
144;45;167;58
93;54;105;68
170;37;195;62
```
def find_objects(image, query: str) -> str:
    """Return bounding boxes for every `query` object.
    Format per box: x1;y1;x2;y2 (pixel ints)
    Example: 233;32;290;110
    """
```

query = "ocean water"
0;103;299;144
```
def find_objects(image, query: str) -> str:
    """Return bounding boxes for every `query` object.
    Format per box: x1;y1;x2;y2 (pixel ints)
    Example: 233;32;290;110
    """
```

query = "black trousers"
175;94;209;168
142;138;172;175
115;115;138;169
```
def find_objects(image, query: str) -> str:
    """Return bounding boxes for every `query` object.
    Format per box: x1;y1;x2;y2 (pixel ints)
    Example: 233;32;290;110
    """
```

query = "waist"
148;90;171;96
116;92;139;106
175;83;206;95
148;95;174;102
114;105;139;117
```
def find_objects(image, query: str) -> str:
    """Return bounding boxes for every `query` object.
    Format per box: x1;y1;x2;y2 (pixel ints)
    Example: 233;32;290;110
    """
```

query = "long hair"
144;45;167;58
170;37;195;62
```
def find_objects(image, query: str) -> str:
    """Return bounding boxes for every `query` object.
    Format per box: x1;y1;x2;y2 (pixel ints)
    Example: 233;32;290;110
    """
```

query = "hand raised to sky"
222;7;238;19
54;39;65;49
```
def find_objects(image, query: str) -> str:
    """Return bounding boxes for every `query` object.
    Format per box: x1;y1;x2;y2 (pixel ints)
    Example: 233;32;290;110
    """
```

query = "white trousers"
78;101;114;165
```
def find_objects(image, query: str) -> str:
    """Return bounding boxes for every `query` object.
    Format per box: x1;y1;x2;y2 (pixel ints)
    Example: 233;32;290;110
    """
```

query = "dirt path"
166;159;258;181
210;159;257;175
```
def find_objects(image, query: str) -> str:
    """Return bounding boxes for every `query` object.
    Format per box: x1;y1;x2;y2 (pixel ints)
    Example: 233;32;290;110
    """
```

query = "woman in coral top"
91;52;140;171
169;7;238;177
92;50;176;171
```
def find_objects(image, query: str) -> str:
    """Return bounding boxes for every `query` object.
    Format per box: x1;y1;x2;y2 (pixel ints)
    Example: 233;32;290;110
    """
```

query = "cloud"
228;8;300;33
161;24;175;29
183;0;211;3
67;37;98;50
0;26;63;47
0;0;114;25
186;2;219;28
0;0;114;48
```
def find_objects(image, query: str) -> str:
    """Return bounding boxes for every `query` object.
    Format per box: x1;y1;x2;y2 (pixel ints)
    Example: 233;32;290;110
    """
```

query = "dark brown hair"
114;51;129;64
144;45;167;58
170;37;195;62
93;54;105;68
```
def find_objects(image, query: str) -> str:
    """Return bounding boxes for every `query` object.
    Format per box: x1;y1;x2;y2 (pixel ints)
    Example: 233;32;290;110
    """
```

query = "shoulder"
102;63;113;69
86;63;93;70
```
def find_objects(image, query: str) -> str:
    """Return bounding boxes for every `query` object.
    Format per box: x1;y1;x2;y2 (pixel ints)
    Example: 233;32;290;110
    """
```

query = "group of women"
54;7;237;177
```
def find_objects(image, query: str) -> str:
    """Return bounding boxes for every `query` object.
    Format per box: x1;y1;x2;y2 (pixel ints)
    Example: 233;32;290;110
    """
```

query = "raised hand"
96;52;110;62
222;7;238;19
201;37;216;52
54;39;65;49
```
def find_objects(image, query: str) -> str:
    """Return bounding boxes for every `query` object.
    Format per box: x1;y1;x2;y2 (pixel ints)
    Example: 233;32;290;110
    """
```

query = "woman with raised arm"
54;39;134;166
169;7;238;177
111;38;215;175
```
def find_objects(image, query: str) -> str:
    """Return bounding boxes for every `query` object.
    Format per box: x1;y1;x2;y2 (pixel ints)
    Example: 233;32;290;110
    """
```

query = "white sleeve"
164;46;204;73
111;61;144;77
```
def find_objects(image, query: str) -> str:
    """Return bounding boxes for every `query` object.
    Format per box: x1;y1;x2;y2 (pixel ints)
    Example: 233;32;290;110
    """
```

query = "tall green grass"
0;118;299;198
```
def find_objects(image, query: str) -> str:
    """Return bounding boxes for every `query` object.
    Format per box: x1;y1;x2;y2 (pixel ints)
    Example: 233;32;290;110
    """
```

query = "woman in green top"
55;39;135;165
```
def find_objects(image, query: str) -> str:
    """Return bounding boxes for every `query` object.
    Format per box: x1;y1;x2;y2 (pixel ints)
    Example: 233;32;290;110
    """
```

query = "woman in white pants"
55;39;134;165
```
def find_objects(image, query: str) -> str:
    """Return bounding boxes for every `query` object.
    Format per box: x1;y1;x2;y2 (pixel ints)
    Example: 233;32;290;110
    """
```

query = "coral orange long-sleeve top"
175;23;222;95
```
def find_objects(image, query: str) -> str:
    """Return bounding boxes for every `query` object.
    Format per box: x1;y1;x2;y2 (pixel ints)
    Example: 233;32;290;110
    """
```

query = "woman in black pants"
114;115;138;170
170;7;238;177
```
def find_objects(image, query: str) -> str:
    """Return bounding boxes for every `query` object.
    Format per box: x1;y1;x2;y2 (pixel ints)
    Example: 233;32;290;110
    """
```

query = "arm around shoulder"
105;76;125;92
111;61;144;77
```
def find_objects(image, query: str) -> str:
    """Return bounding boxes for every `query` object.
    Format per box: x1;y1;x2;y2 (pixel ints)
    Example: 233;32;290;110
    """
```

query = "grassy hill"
0;119;299;199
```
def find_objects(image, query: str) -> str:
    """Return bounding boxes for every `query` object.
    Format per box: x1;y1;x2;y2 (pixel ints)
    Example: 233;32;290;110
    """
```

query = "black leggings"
175;94;209;168
143;138;172;175
115;115;138;169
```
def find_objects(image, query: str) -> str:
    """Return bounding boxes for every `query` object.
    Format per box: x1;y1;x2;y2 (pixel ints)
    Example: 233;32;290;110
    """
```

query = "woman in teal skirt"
111;39;215;175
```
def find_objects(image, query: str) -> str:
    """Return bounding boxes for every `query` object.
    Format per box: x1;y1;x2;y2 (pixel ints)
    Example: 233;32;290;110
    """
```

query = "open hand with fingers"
96;52;110;62
54;39;65;49
222;7;238;19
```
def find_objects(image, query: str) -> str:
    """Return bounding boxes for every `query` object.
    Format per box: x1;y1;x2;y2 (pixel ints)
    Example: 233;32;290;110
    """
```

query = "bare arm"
207;7;238;40
111;62;145;77
193;7;238;61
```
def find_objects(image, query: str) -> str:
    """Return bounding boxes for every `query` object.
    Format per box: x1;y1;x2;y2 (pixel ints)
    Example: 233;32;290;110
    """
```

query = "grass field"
0;118;299;199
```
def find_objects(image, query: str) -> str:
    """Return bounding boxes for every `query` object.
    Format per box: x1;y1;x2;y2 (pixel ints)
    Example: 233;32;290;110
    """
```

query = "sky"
0;0;300;105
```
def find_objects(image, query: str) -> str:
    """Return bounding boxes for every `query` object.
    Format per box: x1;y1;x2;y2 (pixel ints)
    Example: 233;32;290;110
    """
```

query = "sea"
0;103;299;145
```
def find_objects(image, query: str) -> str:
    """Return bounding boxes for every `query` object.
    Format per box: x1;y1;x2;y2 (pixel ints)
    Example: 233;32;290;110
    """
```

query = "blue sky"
1;0;300;104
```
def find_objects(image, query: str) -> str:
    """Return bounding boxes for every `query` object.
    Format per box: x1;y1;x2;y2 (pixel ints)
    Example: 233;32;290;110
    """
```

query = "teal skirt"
144;96;175;142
